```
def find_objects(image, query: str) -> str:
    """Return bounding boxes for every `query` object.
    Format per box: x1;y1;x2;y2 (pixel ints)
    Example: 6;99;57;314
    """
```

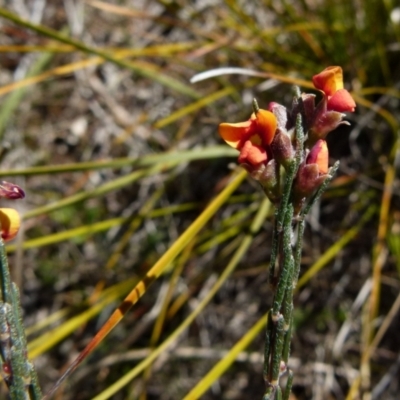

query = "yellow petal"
218;120;252;148
0;208;21;242
312;66;344;96
255;109;277;145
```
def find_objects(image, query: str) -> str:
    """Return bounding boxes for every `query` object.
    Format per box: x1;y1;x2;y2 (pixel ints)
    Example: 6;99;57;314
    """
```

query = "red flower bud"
306;139;328;174
271;130;294;169
0;181;25;200
300;93;316;128
256;159;281;203
293;140;329;208
268;102;288;130
294;164;325;199
310;106;349;141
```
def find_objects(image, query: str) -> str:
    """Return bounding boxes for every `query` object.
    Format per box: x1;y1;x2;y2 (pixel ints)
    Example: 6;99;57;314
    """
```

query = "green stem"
282;370;293;400
263;316;273;387
268;209;280;285
272;205;294;317
270;316;285;385
270;114;303;285
0;239;42;399
281;314;293;363
293;218;305;287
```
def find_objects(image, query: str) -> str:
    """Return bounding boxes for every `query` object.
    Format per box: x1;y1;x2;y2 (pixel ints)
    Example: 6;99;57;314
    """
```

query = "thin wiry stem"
0;238;42;399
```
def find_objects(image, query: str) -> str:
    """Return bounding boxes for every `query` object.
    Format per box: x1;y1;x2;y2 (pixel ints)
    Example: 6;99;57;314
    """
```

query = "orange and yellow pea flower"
312;66;356;113
218;109;277;166
0;208;21;242
0;181;25;242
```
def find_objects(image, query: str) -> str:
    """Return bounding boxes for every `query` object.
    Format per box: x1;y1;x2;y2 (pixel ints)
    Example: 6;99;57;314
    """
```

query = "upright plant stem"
0;238;42;399
263;109;339;399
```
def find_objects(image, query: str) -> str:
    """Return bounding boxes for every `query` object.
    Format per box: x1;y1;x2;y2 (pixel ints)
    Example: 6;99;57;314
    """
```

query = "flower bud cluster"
218;66;356;209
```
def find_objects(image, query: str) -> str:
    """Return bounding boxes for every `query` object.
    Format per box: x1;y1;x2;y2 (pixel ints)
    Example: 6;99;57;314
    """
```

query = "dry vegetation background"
0;0;399;399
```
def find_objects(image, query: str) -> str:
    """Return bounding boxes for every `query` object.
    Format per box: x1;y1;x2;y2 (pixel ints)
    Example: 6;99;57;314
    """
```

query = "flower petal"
327;89;356;112
312;66;344;96
238;140;267;166
0;208;21;242
255;109;277;145
310;110;346;139
219;120;253;148
307;139;329;174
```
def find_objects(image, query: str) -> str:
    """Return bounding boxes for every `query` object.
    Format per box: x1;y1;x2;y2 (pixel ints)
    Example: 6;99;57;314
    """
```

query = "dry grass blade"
27;279;136;359
89;197;270;400
183;312;269;400
297;206;376;289
0;8;200;98
43;170;246;398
